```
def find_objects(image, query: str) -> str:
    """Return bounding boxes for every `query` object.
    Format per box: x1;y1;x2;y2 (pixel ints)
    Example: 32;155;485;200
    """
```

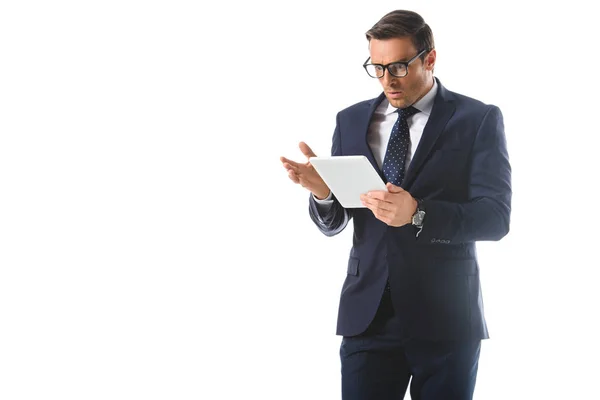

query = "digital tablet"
309;155;387;208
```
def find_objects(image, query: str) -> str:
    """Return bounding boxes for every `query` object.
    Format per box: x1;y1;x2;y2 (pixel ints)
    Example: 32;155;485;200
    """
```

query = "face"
368;37;436;109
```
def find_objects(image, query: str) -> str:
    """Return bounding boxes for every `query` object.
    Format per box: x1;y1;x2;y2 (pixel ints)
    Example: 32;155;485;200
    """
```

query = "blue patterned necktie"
382;106;420;186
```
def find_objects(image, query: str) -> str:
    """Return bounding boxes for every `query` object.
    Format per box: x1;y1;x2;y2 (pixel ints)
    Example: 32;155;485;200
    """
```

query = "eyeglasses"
363;48;428;78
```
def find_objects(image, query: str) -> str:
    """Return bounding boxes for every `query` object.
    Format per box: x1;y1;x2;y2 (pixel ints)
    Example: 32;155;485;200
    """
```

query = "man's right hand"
280;142;331;200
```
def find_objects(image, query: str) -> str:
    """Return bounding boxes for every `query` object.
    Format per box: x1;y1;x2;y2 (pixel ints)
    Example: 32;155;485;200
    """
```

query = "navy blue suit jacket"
309;78;511;341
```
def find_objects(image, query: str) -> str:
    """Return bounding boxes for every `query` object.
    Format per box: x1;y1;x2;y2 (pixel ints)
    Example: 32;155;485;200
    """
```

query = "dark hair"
365;10;434;60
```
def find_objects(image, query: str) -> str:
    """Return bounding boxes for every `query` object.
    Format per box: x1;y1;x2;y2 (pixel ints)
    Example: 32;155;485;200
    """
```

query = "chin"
387;97;408;109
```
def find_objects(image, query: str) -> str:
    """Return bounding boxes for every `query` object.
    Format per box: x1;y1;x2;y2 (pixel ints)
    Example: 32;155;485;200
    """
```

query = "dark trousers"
340;289;481;400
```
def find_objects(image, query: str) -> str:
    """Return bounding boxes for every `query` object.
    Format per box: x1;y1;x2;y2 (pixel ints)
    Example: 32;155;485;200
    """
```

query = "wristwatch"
411;199;426;229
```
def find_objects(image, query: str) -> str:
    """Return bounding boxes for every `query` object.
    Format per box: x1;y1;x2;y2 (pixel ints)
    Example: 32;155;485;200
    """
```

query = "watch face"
413;210;425;225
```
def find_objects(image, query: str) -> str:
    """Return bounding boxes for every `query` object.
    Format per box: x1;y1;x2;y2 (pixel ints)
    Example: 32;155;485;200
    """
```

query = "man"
280;10;511;400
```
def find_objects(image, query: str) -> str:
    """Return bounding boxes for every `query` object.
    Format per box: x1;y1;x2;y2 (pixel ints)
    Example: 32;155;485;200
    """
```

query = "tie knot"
397;105;419;119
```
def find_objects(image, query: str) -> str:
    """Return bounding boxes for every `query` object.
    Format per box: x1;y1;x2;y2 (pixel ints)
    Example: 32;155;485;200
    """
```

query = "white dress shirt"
314;79;438;206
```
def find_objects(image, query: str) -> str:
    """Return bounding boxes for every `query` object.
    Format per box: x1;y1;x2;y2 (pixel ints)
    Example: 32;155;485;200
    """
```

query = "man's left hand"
360;183;418;227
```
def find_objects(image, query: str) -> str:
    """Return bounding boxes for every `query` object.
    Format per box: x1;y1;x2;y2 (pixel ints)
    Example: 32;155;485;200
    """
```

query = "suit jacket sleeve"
308;112;353;237
417;105;512;244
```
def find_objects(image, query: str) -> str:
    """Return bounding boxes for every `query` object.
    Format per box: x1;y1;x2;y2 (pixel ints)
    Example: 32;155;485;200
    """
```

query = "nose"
380;70;395;86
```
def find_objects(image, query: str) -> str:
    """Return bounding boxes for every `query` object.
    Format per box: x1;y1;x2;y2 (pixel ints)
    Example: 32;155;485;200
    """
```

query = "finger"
363;200;392;224
366;190;393;203
288;170;300;184
374;201;395;212
361;195;379;208
372;208;392;223
362;196;394;212
282;162;299;173
280;156;301;168
386;182;405;193
360;194;375;207
299;142;317;159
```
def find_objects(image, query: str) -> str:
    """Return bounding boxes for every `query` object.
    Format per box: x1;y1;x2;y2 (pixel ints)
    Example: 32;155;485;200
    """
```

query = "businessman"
280;10;511;400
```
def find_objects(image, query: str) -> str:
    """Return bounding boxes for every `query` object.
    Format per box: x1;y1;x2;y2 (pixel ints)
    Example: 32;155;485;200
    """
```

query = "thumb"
386;182;405;193
299;142;317;159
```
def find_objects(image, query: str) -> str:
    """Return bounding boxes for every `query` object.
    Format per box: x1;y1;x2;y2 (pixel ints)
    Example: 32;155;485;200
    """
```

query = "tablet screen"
309;155;387;208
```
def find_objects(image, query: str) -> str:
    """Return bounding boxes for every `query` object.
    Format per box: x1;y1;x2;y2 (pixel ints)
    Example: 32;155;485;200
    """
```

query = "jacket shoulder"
445;87;499;113
336;95;382;118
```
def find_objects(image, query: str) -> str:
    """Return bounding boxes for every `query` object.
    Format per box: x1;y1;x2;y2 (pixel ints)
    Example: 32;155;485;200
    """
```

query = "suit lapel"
357;93;386;176
402;81;455;188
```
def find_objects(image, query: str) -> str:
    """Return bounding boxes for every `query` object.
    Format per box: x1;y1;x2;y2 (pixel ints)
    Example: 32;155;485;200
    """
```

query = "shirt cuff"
312;191;333;204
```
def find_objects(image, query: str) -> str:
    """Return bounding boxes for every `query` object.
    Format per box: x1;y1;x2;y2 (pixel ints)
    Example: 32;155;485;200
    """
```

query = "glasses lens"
365;64;383;78
388;63;407;77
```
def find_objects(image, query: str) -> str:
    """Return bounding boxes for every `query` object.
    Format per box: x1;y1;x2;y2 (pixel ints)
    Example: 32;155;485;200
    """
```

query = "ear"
425;49;436;72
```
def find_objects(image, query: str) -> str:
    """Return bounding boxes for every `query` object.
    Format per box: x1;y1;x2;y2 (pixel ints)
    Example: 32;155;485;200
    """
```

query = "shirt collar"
384;78;438;116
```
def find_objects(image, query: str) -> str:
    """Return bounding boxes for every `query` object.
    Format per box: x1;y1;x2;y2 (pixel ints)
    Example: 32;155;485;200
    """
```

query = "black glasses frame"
363;48;429;78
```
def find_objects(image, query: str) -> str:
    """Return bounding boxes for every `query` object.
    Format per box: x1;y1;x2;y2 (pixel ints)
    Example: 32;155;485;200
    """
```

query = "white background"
1;1;599;399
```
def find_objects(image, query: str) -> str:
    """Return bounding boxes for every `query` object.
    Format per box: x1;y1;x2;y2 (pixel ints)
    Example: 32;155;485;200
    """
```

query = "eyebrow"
372;58;410;65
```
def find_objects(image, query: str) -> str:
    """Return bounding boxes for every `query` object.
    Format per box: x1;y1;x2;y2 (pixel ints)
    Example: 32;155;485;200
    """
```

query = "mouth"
387;90;403;99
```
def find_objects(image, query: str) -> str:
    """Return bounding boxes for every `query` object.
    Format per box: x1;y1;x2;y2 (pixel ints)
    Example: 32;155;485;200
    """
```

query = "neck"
415;76;434;103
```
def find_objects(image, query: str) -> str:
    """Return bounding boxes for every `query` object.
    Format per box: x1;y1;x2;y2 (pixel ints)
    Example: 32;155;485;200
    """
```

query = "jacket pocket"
347;257;359;276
